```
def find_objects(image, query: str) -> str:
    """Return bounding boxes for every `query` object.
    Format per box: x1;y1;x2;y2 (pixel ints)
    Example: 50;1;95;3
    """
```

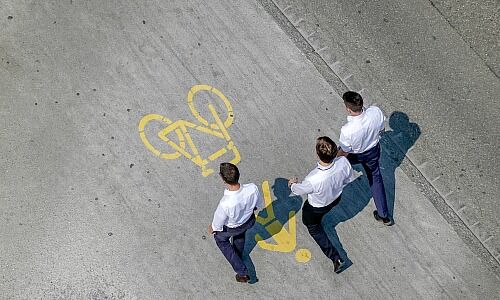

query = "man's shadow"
242;112;419;279
242;177;370;278
379;111;421;217
322;111;420;271
243;178;302;284
241;178;372;279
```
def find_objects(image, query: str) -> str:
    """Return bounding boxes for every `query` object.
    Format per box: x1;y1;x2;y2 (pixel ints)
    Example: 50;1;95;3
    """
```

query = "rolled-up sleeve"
291;180;314;196
211;204;228;232
339;130;352;153
344;162;355;185
378;108;386;132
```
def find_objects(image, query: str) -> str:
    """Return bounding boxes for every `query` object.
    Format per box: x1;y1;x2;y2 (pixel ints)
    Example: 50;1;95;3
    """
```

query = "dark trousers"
214;214;255;276
302;199;341;262
347;143;389;218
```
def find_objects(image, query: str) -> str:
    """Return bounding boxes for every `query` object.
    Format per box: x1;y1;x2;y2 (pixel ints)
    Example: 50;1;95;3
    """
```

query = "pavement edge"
255;0;500;278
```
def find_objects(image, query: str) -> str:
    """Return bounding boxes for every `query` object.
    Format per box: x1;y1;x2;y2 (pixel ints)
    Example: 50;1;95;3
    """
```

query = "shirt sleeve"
291;180;314;196
255;187;265;210
377;107;386;132
211;203;228;232
339;129;352;153
343;159;355;185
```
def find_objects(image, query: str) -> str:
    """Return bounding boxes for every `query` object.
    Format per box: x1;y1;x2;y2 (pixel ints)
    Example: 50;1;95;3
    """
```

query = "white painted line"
307;31;318;39
482;235;493;243
443;191;454;198
316;47;328;53
431;175;442;182
293;19;305;26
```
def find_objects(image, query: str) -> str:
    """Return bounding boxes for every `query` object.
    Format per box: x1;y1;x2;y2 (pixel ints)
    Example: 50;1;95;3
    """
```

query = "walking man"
289;136;354;273
337;91;393;225
208;163;264;283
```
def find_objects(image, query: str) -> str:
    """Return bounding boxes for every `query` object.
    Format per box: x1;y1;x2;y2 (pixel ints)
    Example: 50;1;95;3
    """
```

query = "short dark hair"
316;136;337;163
342;91;363;112
219;163;240;184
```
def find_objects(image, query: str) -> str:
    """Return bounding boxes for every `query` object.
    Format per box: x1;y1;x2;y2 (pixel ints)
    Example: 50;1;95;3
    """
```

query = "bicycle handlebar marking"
138;85;240;177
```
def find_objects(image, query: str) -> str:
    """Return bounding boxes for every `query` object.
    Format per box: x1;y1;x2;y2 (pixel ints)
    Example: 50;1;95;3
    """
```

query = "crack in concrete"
427;0;499;79
256;0;500;278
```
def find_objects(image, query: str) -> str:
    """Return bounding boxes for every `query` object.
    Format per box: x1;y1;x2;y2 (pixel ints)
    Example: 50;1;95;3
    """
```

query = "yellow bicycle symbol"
138;85;241;177
256;180;311;263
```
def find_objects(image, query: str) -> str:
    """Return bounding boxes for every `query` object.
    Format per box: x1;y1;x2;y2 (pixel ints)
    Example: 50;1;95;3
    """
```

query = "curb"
257;0;500;274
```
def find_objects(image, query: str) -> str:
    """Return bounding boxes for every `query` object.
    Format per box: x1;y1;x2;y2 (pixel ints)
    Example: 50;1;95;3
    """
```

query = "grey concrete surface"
269;0;500;265
429;0;500;77
1;0;499;299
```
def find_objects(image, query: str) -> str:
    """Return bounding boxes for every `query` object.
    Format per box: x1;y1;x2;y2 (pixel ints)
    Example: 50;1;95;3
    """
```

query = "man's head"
342;91;363;113
316;136;338;163
219;162;240;185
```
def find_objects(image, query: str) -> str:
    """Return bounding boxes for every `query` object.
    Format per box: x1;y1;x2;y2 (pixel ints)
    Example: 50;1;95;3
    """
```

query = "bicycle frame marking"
138;85;240;177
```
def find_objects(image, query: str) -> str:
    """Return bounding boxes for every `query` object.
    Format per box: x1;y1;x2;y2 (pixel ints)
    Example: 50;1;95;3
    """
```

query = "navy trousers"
347;143;389;218
302;199;341;262
214;214;255;276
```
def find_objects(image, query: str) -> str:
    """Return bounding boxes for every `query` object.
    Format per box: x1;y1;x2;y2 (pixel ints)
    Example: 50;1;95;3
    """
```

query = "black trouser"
347;143;388;218
214;214;255;276
302;198;340;262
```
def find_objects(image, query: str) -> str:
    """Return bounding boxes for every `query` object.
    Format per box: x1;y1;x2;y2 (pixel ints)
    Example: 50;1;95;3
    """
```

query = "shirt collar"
224;186;242;195
347;107;366;122
317;161;334;171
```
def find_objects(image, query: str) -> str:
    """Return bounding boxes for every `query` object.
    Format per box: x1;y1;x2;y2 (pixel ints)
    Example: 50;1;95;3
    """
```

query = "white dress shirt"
291;157;354;208
339;106;385;154
211;183;265;232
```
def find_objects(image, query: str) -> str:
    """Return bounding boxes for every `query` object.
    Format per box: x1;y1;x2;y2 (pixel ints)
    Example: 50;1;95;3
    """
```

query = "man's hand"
207;224;214;235
288;177;299;188
337;148;349;157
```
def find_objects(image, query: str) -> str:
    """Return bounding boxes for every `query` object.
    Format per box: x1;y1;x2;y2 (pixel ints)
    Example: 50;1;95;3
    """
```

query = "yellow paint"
208;148;227;161
138;85;240;177
255;180;311;263
187;85;234;129
255;211;297;252
255;180;297;253
295;249;312;263
255;181;275;225
138;114;183;160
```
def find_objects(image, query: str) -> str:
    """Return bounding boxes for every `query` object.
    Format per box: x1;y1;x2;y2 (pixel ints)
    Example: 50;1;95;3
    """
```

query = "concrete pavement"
1;0;499;298
266;0;500;270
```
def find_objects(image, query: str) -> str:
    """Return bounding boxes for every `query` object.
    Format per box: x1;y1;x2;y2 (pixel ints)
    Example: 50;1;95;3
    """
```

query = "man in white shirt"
288;137;354;273
337;91;392;225
208;163;264;283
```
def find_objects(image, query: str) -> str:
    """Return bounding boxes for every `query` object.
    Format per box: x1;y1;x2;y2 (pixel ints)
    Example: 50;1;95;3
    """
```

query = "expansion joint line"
256;0;500;278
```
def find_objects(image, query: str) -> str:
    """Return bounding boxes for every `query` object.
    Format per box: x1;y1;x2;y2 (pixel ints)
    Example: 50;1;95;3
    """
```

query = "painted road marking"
139;87;310;262
138;85;240;177
256;180;311;263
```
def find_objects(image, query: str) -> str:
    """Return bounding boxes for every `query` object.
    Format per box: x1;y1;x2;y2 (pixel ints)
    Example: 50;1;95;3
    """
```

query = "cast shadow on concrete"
321;111;420;271
379;111;421;218
322;173;372;272
243;178;302;284
241;112;419;280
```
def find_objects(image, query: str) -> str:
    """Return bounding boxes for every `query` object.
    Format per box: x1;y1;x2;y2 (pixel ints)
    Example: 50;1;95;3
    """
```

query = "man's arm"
378;107;386;132
209;204;228;234
338;130;352;156
337;148;349;157
343;160;355;185
288;178;314;196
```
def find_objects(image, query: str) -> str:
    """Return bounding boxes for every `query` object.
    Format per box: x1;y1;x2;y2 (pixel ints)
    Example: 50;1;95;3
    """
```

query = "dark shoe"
373;210;393;226
235;274;250;283
333;258;345;274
